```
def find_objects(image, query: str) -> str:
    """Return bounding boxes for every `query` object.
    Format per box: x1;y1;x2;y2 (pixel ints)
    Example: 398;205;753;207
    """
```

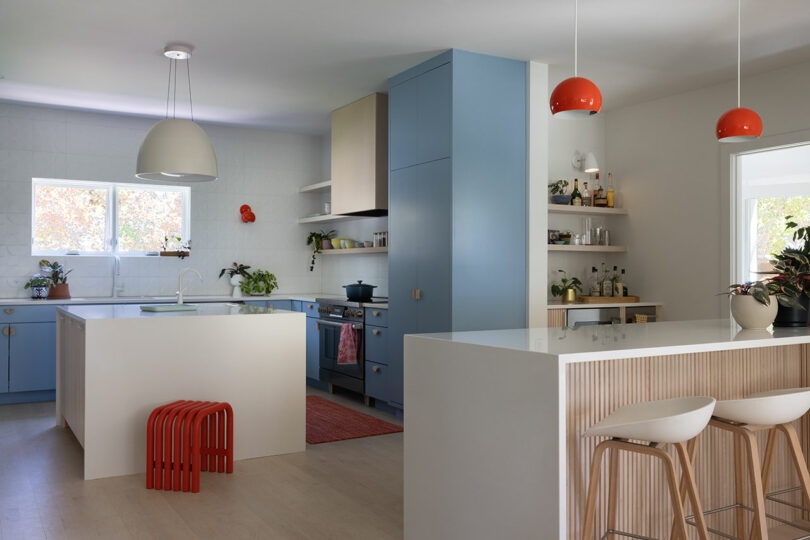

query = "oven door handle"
316;320;363;331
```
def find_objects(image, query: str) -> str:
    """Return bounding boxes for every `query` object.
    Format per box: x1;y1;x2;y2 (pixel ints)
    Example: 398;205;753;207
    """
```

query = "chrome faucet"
177;268;202;305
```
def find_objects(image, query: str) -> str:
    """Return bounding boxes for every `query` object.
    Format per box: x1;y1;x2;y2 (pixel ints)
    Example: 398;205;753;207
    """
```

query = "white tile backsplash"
0;101;389;300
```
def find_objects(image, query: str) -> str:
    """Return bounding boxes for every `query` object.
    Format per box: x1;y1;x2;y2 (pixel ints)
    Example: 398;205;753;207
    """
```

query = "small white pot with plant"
219;262;251;298
725;281;779;330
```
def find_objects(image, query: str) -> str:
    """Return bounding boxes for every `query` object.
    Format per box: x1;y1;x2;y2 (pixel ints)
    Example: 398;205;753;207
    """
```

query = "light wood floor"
0;389;403;540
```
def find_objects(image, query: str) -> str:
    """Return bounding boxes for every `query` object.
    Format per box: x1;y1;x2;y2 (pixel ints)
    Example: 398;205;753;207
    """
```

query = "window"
32;178;190;256
735;143;810;282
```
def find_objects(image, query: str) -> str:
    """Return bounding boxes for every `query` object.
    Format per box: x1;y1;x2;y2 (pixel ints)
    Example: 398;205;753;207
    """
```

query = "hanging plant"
306;229;336;271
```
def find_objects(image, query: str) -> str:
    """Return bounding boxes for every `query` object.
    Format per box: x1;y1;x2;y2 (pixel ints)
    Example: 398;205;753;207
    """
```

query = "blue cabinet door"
389;76;419;171
9;322;56;393
306;316;319;380
0;325;8;393
416;63;452;165
267;300;292;311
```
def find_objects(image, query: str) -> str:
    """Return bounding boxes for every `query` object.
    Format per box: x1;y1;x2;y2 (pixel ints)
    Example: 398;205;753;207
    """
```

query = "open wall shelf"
548;245;628;253
548;204;628;216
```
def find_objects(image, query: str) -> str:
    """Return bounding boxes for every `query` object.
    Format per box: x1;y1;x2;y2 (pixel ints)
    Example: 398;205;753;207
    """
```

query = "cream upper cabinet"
330;93;388;216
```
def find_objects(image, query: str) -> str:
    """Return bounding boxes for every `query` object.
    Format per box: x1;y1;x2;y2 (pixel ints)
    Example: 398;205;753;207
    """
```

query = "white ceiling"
1;0;810;134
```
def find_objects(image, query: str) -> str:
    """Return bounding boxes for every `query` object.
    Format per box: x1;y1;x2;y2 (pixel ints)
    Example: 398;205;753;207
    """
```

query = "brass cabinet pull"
372;366;381;373
412;288;422;301
269;303;274;309
372;329;381;335
316;322;320;331
308;304;314;309
372;311;381;316
4;308;14;314
2;327;14;337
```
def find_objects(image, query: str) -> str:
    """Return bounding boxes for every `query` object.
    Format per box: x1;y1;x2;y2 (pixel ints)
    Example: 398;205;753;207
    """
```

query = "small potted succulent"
549;179;571;205
240;269;278;296
219;262;252;298
551;269;582;304
306;229;336;272
724;281;778;330
40;260;72;300
24;275;52;299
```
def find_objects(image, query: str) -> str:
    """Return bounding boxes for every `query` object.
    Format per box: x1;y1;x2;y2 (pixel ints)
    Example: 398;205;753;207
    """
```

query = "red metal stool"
146;400;234;493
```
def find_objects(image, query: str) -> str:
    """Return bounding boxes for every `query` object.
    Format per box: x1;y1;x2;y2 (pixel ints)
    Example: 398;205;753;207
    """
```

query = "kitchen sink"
140;304;198;312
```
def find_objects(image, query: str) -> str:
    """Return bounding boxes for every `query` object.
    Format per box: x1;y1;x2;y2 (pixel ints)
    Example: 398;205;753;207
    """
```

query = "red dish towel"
337;323;358;365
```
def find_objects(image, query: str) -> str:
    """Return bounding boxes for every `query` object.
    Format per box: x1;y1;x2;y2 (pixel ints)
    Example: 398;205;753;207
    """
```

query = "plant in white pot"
219;262;251;298
725;281;778;329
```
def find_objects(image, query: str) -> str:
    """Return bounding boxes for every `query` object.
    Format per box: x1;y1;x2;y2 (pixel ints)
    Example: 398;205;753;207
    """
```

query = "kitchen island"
404;320;810;539
56;303;305;480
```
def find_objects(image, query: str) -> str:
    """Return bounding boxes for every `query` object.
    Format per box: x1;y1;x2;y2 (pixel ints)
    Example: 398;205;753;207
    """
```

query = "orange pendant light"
716;0;762;142
550;0;602;117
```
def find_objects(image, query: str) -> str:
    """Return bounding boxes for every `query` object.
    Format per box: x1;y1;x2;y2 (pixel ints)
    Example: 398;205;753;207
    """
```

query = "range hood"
330;93;388;216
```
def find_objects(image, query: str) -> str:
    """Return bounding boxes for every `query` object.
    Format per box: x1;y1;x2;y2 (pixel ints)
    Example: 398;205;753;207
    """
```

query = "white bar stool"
581;396;715;540
700;387;810;540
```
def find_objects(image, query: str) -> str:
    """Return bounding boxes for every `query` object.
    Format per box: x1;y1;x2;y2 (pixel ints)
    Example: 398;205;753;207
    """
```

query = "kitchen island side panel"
404;335;565;540
566;345;809;539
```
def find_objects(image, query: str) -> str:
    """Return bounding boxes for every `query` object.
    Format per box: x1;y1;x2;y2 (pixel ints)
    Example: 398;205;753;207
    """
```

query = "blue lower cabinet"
243;300;267;308
365;325;388;365
365;361;388;401
9;322;56;393
268;300;292;311
306;317;320;380
0;326;8;393
291;300;302;312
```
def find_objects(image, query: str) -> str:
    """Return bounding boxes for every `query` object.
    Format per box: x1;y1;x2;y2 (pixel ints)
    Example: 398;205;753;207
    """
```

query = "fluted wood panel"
548;310;566;328
567;345;809;539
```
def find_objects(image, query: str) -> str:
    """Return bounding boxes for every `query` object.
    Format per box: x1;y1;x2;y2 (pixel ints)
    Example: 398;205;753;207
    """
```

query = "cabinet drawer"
0;305;58;324
301;302;319;317
365;361;388;401
365;325;388;364
365;308;388;327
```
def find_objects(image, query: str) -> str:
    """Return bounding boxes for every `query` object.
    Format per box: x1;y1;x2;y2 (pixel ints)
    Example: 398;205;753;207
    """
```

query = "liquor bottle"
613;267;625;297
590;266;600;296
594;173;607;207
607;172;615;208
582;182;592;207
570;179;582;206
601;263;613;297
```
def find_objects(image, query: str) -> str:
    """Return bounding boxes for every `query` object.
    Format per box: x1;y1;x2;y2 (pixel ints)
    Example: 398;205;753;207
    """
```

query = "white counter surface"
57;302;288;321
411;318;810;363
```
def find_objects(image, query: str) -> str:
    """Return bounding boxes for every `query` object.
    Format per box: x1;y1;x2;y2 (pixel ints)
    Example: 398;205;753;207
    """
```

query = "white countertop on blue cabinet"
0;294;388;309
57;302;284;321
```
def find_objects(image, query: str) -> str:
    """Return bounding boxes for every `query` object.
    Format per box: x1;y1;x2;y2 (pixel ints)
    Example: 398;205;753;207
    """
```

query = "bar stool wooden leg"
674;441;708;540
761;428;778;496
778;423;810;508
581;441;609;540
656;447;690;540
671;437;699;540
606;448;619;534
741;429;769;540
734;433;747;539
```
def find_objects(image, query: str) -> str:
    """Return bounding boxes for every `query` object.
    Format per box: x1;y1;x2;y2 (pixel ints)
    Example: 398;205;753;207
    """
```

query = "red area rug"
306;395;403;444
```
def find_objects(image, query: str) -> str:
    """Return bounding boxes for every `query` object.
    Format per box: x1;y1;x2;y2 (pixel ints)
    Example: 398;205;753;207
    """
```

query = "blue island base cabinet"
0;307;58;405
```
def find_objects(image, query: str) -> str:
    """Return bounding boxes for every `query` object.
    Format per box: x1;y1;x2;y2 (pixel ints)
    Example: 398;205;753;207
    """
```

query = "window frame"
31;178;190;257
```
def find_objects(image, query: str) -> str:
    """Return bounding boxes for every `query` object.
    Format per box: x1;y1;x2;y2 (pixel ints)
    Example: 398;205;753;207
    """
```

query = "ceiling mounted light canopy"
716;0;762;143
136;44;218;182
549;0;602;118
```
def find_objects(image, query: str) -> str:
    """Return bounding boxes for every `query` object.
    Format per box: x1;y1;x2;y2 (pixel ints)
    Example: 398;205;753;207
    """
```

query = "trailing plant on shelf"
551;269;582;304
306;229;336;271
240;269;278;296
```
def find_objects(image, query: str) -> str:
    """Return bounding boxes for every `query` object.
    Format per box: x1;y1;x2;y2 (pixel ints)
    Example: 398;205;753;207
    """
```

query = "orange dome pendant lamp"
716;0;762;142
549;0;602;117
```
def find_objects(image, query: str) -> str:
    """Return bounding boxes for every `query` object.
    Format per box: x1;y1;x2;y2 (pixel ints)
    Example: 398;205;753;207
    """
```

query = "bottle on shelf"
613;267;624;297
607;172;615;208
601;263;613;297
570;179;582;206
590;266;600;296
594;172;608;207
582;182;592;207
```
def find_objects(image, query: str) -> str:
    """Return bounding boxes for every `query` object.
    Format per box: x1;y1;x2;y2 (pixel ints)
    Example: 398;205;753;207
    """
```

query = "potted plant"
549;179;571;205
306;229;336;272
724;281;778;329
24;275;51;299
765;217;810;327
160;236;191;259
551;270;582;304
219;262;252;298
240;269;278;296
41;260;72;299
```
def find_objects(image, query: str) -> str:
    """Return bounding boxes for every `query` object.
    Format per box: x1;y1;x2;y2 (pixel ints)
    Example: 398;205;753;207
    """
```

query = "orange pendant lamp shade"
550;77;603;118
716;107;762;143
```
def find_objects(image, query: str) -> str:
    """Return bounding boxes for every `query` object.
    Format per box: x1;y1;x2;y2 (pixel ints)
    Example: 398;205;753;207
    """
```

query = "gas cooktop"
314;297;388;308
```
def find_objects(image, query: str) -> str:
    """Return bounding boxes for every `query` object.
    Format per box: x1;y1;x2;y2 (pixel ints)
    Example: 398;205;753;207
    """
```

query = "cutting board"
578;295;640;304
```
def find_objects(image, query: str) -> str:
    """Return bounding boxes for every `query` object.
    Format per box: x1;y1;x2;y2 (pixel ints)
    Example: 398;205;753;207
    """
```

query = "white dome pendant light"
136;45;218;182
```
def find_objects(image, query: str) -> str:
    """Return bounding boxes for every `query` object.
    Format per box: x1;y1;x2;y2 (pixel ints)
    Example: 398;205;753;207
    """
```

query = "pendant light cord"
187;59;194;122
173;59;178;119
574;0;578;77
737;0;741;107
165;59;172;119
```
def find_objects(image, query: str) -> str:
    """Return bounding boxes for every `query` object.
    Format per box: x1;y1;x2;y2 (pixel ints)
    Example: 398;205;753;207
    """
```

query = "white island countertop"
411;318;810;363
57;302;287;321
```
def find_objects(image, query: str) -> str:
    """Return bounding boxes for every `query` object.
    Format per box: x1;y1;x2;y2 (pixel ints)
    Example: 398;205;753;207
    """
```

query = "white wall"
605;59;810;320
0;102;327;298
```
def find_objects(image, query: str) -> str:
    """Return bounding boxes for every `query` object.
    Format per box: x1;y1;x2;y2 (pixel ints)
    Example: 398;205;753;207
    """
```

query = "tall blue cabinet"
387;49;528;409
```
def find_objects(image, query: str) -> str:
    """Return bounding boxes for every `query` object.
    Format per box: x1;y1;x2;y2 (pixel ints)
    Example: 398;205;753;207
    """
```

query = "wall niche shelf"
299;180;332;193
297;214;354;224
548;204;628;216
548;245;628;253
321;247;388;255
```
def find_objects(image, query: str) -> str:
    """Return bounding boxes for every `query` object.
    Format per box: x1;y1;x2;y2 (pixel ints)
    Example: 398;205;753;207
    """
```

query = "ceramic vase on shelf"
230;274;244;298
48;283;70;300
730;294;778;329
562;288;577;304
